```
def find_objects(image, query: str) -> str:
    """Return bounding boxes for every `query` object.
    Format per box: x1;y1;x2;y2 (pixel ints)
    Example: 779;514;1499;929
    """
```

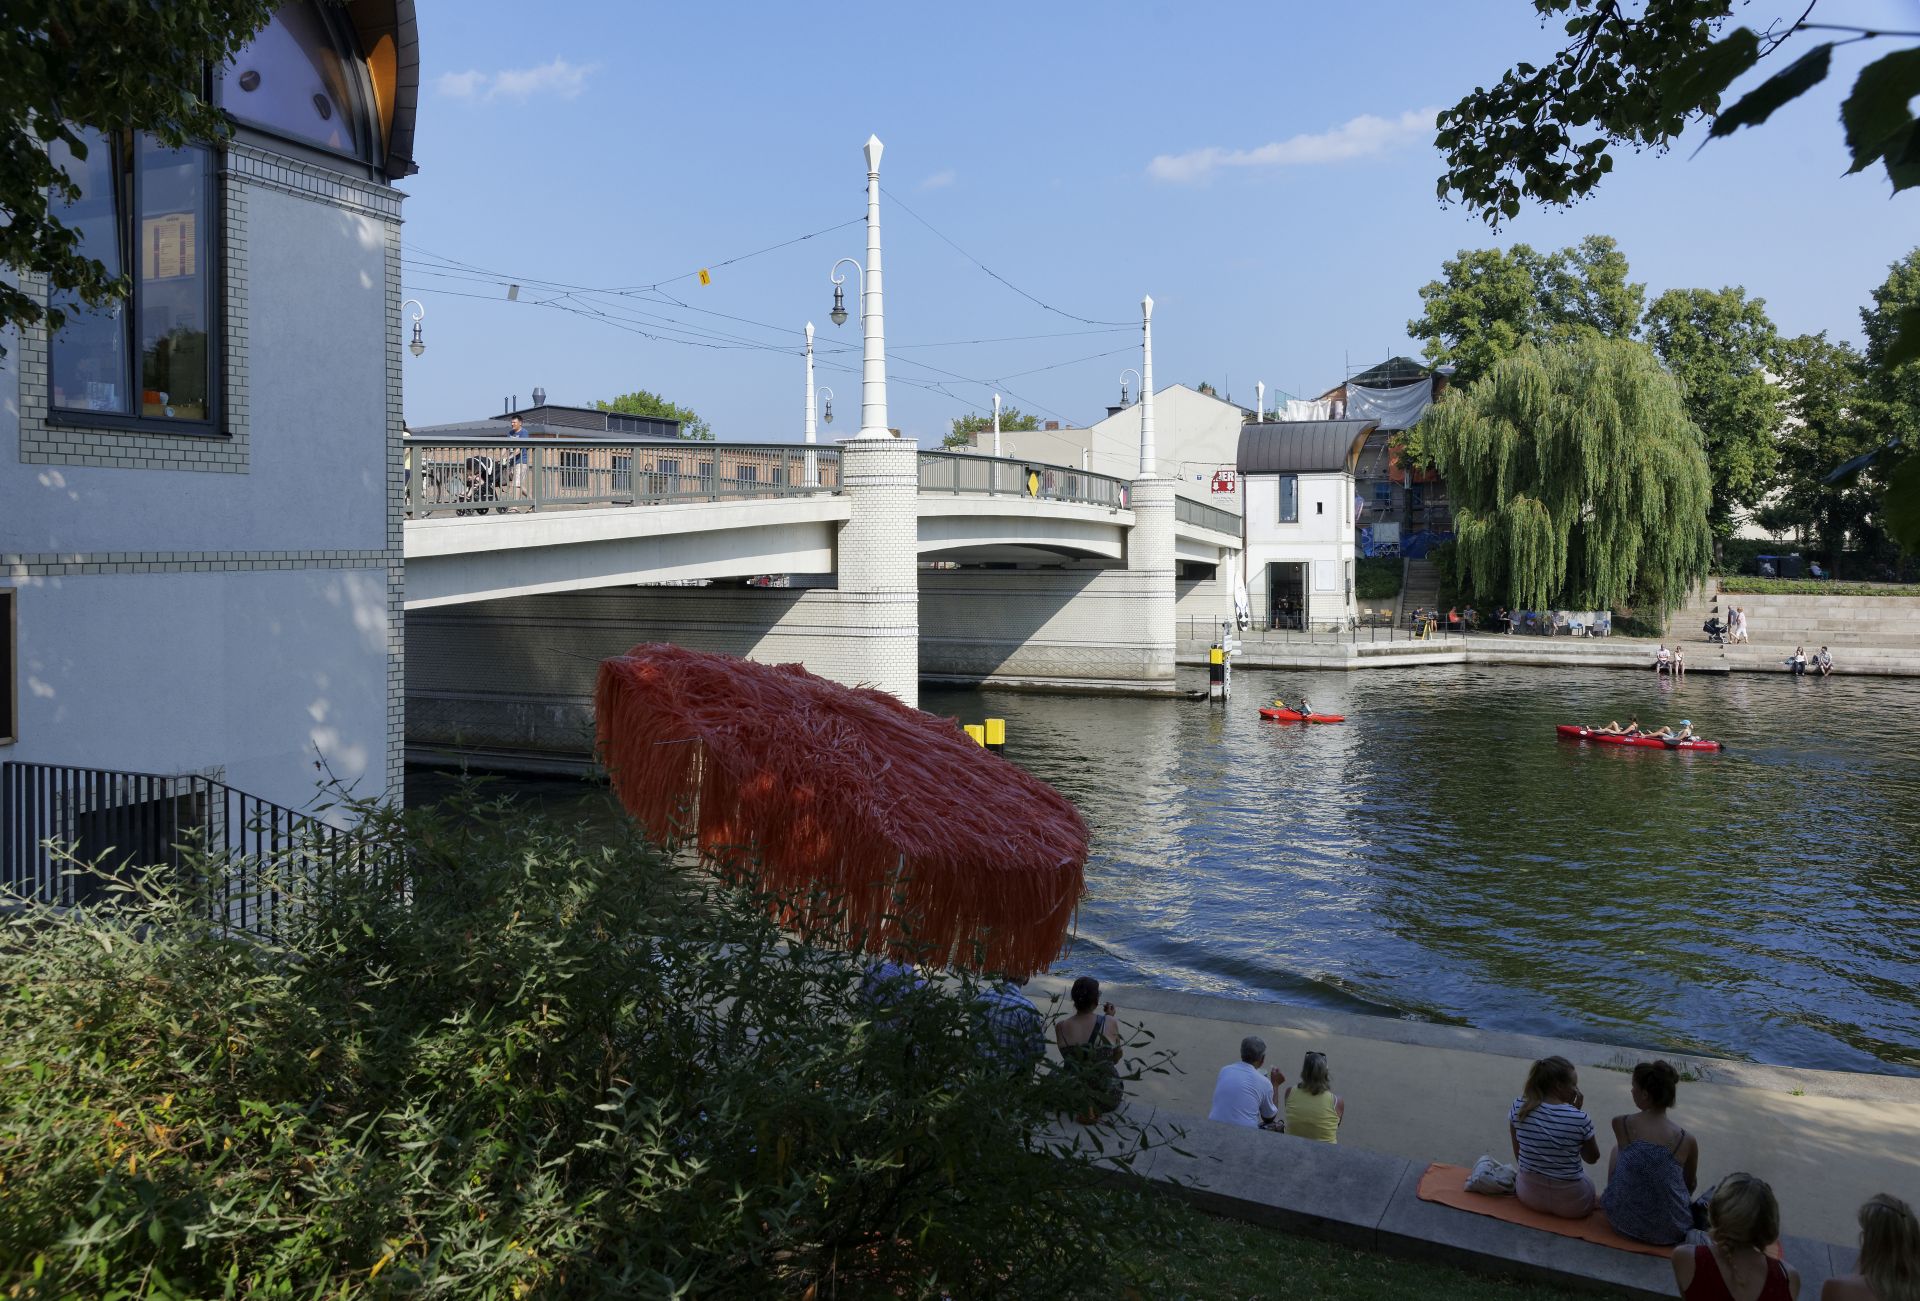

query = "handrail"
915;450;1126;510
1;760;379;940
403;438;841;517
1174;494;1243;536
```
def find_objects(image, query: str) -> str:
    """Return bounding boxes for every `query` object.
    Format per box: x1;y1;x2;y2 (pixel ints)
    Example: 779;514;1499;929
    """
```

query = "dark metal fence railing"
1;761;374;940
915;451;1127;510
1173;494;1243;536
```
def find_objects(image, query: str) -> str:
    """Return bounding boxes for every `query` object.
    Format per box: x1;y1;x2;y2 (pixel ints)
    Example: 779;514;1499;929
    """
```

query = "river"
415;663;1920;1075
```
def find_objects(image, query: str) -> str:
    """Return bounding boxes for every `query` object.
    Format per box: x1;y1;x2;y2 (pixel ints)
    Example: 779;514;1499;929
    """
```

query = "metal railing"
1178;615;1470;645
1174;494;1243;536
405;437;843;518
1;761;374;940
915;450;1127;510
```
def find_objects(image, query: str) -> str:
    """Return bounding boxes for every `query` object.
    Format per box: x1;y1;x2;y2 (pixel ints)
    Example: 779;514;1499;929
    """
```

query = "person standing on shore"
1674;646;1686;679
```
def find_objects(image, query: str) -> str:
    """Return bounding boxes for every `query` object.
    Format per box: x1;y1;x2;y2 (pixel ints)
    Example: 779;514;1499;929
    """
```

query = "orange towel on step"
1416;1163;1781;1261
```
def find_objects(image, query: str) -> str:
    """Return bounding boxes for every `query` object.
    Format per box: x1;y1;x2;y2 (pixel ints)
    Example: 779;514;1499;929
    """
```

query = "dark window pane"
221;4;360;156
137;144;212;421
48;129;130;414
1279;475;1299;523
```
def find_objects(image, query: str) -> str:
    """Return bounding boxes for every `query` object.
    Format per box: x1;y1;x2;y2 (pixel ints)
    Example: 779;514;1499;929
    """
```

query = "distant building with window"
1236;420;1378;630
1;2;419;811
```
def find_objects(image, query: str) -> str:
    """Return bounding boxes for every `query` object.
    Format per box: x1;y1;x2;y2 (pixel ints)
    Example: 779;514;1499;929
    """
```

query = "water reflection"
924;665;1920;1074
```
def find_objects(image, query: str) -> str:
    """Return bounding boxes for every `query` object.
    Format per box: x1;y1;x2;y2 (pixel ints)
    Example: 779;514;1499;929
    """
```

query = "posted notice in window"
141;214;197;281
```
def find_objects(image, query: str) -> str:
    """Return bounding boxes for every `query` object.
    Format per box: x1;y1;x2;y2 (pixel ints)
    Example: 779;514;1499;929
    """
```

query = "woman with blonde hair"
1673;1172;1800;1299
1508;1055;1600;1218
1824;1193;1920;1300
1282;1050;1344;1143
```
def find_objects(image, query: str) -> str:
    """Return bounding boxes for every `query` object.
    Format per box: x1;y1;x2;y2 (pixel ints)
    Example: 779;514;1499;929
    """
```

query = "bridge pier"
836;435;922;708
1126;475;1178;682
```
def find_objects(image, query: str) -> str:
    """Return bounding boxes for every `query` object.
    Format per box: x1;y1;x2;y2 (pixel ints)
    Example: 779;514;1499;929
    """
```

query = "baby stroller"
1702;615;1728;644
453;453;505;515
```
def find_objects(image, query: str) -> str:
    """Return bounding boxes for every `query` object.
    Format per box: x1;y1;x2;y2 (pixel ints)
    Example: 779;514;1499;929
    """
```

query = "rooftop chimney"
532;386;546;407
1044;420;1060;431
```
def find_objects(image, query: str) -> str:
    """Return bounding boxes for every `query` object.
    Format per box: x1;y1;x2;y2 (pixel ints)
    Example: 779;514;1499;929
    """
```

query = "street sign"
1210;469;1237;494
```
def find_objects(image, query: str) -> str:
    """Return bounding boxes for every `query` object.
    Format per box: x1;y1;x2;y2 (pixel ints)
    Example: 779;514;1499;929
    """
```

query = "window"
1277;475;1299;523
1;588;15;745
217;3;372;161
1373;481;1392;507
735;463;758;484
1316;501;1324;516
560;449;588;491
771;464;787;487
49;131;217;432
612;453;632;495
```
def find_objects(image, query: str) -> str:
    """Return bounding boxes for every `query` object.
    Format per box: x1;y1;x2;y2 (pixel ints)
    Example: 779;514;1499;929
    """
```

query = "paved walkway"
1030;976;1920;1247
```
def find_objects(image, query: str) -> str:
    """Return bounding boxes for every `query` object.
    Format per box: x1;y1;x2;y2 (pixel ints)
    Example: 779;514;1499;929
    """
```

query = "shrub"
0;785;1175;1298
1354;557;1401;601
1719;578;1920;597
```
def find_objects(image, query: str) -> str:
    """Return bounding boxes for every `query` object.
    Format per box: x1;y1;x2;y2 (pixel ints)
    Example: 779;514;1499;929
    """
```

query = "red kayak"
1556;724;1723;751
1259;707;1346;723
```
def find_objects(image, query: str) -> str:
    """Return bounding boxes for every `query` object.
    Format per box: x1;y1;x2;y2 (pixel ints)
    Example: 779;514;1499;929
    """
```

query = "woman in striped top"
1509;1055;1601;1218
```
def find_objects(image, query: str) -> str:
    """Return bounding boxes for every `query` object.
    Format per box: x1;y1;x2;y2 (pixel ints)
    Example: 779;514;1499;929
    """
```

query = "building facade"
1236;420;1377;630
1;2;419;813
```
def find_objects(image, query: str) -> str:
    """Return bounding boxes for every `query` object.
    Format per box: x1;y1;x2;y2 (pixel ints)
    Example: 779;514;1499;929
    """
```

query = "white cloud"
918;168;957;191
1147;107;1438;184
435;57;596;103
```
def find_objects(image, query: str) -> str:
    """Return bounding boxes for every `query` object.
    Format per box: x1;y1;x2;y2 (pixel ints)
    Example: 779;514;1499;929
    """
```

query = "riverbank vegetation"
1404;336;1712;617
1354;556;1402;600
1719;577;1920;598
0;785;1182;1298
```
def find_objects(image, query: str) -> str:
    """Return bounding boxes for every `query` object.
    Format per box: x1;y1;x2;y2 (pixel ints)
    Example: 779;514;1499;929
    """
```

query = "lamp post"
803;322;819;486
828;135;890;439
992;392;1001;458
1139;296;1157;478
1118;368;1141;408
401;298;425;357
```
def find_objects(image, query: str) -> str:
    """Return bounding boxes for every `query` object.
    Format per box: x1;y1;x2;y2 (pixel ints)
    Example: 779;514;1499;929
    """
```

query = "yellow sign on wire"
697;268;712;286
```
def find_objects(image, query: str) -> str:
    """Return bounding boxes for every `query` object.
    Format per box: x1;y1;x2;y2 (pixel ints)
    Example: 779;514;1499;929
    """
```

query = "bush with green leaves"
0;784;1175;1298
1353;557;1401;602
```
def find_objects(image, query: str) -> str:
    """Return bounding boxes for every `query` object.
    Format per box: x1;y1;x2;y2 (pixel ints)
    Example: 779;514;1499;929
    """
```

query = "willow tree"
1403;336;1711;616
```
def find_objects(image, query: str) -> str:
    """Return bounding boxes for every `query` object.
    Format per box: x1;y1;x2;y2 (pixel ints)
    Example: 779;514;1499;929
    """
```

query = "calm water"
417;665;1920;1074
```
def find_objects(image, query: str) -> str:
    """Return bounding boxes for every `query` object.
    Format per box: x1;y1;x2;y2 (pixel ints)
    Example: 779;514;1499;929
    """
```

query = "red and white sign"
1210;469;1237;495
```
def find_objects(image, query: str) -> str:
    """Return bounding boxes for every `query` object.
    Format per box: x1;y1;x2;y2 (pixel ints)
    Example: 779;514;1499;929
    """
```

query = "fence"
1178;616;1469;646
915;451;1126;510
1;761;373;940
1173;494;1243;536
405;438;843;518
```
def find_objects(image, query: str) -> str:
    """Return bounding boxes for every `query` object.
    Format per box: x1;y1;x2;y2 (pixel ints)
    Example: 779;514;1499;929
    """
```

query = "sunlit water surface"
416;664;1920;1074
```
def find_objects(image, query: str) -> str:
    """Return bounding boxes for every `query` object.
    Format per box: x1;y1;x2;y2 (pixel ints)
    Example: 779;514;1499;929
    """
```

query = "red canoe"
1259;707;1346;723
1555;724;1723;751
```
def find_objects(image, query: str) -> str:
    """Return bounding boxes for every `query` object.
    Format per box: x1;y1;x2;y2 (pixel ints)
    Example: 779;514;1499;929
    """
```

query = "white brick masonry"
835;435;921;706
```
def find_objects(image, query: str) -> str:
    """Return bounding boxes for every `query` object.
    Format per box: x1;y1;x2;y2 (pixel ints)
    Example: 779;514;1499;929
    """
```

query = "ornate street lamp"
401;298;425;357
826;135;890;438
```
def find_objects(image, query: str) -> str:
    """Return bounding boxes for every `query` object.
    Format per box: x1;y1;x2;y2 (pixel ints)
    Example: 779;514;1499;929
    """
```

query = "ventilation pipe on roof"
1256;381;1265;423
533;386;546;407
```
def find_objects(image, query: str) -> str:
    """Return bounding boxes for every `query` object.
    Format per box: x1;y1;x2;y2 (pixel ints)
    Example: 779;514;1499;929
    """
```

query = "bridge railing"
1174;494;1243;536
915;450;1126;510
404;438;842;518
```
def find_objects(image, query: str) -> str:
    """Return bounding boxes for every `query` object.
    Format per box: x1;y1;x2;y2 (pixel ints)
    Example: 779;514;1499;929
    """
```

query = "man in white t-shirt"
1207;1035;1287;1129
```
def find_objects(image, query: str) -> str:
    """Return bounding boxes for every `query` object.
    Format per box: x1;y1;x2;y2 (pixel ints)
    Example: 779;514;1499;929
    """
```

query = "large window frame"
46;133;224;440
214;2;382;169
1277;474;1299;524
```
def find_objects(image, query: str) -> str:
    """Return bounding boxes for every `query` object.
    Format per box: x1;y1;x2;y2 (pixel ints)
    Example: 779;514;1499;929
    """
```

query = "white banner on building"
1344;382;1431;431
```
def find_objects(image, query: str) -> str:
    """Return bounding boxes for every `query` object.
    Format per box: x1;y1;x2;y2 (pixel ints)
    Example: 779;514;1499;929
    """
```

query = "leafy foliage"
0;786;1174;1298
1642;286;1782;539
1858;250;1920;551
1354;556;1402;600
595;389;714;440
945;405;1041;449
1767;333;1879;566
1407;236;1642;384
0;1;278;358
1401;336;1712;615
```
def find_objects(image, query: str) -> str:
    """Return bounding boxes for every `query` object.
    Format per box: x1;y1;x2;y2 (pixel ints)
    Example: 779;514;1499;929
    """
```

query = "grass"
1129;1195;1585;1300
1719;577;1918;597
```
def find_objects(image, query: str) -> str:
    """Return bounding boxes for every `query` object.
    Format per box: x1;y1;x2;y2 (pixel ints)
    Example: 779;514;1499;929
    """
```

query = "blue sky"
400;0;1917;441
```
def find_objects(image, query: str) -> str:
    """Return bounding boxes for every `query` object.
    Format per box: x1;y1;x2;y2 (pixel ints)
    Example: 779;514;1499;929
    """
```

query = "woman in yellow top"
1283;1051;1345;1142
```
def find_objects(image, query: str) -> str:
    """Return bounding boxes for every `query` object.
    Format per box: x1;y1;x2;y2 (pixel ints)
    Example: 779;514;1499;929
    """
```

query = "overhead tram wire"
879;185;1134;328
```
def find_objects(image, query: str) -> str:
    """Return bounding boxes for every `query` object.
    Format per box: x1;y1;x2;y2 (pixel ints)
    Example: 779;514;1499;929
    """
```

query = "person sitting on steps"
1055;976;1122;1121
1509;1055;1600;1219
1284;1050;1345;1143
1823;1192;1920;1300
1206;1034;1286;1131
1673;1172;1800;1300
1602;1060;1699;1246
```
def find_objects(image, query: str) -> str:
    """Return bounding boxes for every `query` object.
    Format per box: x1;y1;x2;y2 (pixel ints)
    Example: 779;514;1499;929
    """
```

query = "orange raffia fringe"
595;644;1087;979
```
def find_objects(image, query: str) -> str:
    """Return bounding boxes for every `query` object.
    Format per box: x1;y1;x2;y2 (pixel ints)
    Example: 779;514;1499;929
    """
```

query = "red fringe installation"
595;644;1087;979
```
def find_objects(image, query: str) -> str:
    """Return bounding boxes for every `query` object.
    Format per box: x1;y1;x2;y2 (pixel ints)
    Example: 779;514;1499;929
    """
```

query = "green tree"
1857;249;1920;548
1401;336;1712;615
1196;380;1219;397
1433;1;1920;545
945;404;1041;449
1642;286;1782;544
595;388;713;440
1768;332;1877;568
1408;236;1642;384
2;1;279;356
